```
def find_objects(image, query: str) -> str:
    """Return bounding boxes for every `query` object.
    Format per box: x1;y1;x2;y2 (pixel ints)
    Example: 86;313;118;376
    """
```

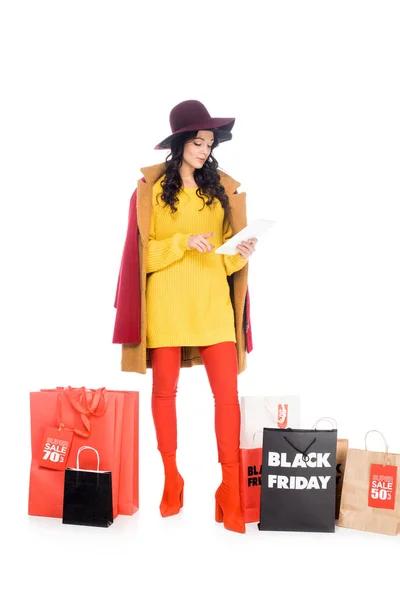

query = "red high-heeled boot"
159;451;184;518
215;462;246;534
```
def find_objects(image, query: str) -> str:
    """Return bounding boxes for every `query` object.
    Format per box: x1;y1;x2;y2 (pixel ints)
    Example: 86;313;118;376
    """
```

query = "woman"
113;100;257;534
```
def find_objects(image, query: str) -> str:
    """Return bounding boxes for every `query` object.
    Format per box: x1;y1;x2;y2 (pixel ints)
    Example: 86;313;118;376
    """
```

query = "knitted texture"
146;179;247;348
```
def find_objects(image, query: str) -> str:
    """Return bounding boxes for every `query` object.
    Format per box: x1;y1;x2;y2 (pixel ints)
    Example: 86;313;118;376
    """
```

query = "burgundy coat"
113;184;143;344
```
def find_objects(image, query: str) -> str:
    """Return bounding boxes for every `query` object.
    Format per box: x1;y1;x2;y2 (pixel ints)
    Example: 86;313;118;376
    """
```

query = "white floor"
3;370;399;600
16;497;400;600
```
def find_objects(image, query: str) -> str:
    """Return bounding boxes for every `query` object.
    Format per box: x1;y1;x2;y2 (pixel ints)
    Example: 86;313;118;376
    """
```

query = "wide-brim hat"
154;99;235;150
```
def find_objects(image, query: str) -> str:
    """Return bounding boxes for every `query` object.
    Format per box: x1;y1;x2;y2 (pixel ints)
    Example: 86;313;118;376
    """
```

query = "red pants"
150;342;240;464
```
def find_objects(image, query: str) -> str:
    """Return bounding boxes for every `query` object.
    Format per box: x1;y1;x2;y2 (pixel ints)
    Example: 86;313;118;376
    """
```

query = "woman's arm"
222;218;249;276
146;209;191;274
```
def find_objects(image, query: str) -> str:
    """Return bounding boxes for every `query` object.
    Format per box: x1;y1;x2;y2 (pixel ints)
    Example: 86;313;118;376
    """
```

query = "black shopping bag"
62;445;113;527
259;427;337;532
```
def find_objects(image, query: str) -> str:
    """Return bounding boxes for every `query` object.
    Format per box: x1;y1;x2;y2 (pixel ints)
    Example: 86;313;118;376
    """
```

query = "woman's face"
182;130;214;170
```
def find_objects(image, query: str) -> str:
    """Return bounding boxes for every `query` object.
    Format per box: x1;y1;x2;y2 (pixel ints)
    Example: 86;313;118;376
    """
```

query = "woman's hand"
187;232;215;253
236;238;258;259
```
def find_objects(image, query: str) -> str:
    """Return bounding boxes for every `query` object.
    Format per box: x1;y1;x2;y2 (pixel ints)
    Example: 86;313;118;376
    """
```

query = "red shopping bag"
239;395;301;523
239;447;263;523
53;387;139;515
111;389;139;515
28;387;138;519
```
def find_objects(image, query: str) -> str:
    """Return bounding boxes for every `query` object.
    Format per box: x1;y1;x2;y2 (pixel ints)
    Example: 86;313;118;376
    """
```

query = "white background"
1;1;400;598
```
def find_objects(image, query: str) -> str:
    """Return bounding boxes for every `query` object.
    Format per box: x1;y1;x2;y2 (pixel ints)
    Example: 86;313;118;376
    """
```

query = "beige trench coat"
120;162;250;374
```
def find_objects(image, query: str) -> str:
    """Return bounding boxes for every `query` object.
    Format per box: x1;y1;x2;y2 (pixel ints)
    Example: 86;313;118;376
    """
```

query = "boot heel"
214;463;246;533
159;476;184;518
215;499;223;523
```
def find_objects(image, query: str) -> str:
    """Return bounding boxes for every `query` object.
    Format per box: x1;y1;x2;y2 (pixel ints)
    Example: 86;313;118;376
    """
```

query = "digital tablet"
215;218;275;255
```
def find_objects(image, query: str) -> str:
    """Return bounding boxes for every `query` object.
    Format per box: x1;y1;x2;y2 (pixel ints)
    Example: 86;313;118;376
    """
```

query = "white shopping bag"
240;395;301;449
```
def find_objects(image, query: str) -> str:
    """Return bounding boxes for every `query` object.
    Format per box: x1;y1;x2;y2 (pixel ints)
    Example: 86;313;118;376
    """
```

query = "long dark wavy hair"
157;130;231;215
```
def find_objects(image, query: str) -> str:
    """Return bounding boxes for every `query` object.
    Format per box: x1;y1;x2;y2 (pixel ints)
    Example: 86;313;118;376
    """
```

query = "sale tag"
368;463;397;510
277;404;288;428
38;427;74;470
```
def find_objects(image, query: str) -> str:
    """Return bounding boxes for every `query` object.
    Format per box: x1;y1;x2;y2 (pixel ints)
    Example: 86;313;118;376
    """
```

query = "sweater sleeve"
146;208;192;274
222;218;248;276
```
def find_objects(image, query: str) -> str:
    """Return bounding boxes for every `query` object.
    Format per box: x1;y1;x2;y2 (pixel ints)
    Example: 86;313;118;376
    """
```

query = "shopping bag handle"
57;387;108;438
263;401;284;426
76;446;100;471
242;397;286;426
249;402;286;441
283;435;316;462
62;387;108;417
252;426;295;444
312;416;337;430
364;430;389;453
252;430;263;443
364;430;392;466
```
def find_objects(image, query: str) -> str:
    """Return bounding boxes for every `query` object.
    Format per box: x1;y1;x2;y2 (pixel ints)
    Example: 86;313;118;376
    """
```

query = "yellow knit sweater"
146;179;248;348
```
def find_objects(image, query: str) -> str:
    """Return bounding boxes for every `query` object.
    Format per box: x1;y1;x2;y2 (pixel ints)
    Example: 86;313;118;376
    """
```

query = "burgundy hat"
154;99;235;150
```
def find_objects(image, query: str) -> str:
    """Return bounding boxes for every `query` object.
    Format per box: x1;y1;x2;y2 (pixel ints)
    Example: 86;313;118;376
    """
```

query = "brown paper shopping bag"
338;430;400;536
335;438;349;518
312;417;348;519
